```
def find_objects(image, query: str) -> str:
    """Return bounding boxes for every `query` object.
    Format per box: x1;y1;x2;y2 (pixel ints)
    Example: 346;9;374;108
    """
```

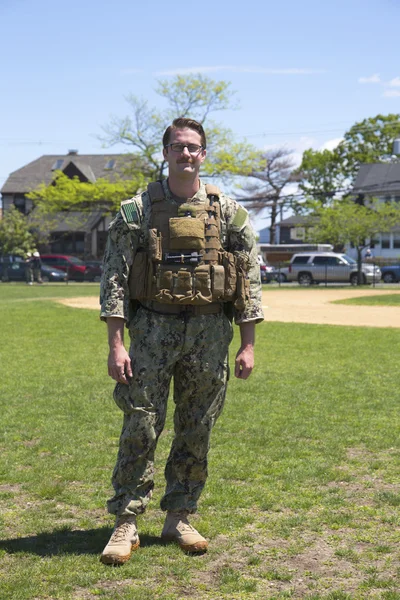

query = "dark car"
0;261;67;282
381;265;400;283
84;260;103;282
40;254;88;281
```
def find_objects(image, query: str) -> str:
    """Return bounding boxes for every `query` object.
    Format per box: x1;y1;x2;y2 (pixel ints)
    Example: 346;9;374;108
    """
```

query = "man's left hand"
235;345;254;379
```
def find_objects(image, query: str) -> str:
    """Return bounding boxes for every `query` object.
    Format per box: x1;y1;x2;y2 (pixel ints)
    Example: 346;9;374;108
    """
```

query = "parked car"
380;265;400;283
274;266;289;283
84;260;103;282
40;254;89;281
286;252;381;286
0;260;67;282
257;254;277;283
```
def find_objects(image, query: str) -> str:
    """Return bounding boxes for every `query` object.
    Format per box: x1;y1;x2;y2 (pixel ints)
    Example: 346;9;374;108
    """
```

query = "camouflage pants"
107;306;233;516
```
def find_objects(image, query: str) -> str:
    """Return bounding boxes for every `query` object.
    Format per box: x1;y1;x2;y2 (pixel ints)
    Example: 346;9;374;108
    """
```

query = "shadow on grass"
0;527;161;556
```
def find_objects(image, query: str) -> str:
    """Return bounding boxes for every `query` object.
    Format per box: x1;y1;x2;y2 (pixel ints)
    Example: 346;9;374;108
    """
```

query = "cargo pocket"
169;218;205;250
113;382;135;414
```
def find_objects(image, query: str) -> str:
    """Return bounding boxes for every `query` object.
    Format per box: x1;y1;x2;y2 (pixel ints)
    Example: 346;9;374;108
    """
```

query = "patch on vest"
121;200;139;224
231;206;248;229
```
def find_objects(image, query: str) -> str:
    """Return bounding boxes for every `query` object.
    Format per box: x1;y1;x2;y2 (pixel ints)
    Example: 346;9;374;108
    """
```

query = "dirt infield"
58;288;400;328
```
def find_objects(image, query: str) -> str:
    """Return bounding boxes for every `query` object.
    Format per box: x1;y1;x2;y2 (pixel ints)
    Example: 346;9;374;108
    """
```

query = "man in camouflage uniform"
100;117;264;565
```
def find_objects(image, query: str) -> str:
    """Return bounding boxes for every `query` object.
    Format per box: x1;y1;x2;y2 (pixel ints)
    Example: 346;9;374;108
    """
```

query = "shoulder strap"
205;183;220;197
147;181;165;203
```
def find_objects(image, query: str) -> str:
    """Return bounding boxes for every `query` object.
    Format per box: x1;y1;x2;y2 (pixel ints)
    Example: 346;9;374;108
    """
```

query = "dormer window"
104;159;115;170
52;159;64;171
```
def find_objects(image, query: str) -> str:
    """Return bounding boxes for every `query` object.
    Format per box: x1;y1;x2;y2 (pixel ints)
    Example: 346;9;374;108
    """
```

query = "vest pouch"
148;228;162;261
169;217;205;251
221;251;237;300
211;265;225;300
192;265;212;304
154;264;174;302
129;251;151;299
173;268;193;301
234;253;250;311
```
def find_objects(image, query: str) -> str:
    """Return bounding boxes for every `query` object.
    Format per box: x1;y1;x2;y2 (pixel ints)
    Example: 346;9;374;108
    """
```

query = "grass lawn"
334;294;400;307
0;284;399;599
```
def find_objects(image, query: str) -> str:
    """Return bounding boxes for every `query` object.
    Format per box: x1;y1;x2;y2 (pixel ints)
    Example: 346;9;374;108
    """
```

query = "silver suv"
287;252;381;286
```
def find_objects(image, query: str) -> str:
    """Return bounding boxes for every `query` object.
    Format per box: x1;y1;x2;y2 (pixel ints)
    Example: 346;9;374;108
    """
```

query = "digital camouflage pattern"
107;306;233;516
101;179;264;517
100;180;264;325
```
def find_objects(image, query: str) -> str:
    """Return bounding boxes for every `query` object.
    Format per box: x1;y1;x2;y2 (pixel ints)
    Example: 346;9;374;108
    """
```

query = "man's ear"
163;147;168;160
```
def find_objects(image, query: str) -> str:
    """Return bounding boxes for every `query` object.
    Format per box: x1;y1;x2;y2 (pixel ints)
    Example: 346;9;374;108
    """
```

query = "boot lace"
110;520;136;543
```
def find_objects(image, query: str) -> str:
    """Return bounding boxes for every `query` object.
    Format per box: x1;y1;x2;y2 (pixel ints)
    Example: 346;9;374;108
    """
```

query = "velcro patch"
121;200;139;224
231;206;248;229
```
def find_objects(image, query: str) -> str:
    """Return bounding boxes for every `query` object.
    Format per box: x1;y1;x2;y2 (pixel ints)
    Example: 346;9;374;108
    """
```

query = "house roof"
352;163;400;195
1;152;135;194
276;215;314;226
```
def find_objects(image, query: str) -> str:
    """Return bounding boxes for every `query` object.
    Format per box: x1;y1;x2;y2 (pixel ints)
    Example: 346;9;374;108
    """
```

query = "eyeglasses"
165;143;203;154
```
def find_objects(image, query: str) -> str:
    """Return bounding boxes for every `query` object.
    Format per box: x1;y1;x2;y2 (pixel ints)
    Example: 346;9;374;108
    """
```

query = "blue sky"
1;0;399;230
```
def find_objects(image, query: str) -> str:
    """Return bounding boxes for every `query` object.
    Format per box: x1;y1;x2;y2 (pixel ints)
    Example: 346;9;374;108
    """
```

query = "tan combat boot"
100;515;140;565
161;510;208;553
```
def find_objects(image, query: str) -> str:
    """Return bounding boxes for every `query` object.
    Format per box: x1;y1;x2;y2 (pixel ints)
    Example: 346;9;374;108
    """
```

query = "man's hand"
108;345;132;384
235;345;254;379
107;316;132;384
235;321;256;379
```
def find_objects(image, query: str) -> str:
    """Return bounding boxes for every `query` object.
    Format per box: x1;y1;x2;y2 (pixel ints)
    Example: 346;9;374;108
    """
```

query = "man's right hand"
108;345;132;384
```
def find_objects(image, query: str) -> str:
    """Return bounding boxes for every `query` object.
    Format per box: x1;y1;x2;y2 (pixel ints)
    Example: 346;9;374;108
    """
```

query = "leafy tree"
296;113;400;206
0;206;35;256
238;148;299;243
100;74;263;181
27;172;146;214
306;199;400;281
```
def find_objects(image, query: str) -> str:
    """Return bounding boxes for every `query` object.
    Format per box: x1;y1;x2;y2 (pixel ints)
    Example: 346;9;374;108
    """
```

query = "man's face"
163;127;206;179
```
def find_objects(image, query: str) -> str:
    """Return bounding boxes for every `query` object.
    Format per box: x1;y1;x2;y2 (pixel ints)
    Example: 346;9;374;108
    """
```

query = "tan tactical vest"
128;182;249;310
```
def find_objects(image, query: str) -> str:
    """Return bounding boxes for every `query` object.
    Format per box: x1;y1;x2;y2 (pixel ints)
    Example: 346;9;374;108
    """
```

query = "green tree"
0;206;35;256
306;199;400;281
296;113;400;206
101;74;263;181
27;172;146;214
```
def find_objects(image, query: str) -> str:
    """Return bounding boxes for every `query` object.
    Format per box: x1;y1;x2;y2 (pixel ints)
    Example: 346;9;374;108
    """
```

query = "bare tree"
238;148;300;243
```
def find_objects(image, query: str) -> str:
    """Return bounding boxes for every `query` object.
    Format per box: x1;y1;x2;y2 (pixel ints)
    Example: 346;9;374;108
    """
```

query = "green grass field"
0;284;399;599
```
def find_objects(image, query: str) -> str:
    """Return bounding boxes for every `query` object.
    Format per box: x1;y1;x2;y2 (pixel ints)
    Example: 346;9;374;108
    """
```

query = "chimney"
68;149;78;155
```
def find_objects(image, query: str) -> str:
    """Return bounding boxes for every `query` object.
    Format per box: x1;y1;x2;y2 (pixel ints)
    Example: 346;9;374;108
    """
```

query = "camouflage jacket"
100;180;264;326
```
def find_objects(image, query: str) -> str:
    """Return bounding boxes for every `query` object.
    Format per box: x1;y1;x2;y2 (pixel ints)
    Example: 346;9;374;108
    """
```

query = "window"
394;195;400;204
381;233;391;249
13;195;26;214
393;235;400;249
52;159;64;171
292;255;310;264
312;256;329;265
104;159;115;170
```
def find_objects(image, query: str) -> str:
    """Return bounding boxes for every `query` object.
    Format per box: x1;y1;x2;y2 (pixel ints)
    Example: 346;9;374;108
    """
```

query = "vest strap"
147;181;165;202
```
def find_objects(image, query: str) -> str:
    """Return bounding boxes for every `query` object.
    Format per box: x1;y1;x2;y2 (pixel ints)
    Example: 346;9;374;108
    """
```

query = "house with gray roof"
352;162;400;258
1;150;134;258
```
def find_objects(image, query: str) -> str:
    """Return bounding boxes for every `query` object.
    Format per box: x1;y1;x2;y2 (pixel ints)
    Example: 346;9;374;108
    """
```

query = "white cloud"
383;89;400;97
358;73;381;84
388;77;400;87
154;66;325;76
320;137;343;151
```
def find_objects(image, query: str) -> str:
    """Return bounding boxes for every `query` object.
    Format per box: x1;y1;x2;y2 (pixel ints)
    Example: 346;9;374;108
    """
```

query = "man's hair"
163;118;207;149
